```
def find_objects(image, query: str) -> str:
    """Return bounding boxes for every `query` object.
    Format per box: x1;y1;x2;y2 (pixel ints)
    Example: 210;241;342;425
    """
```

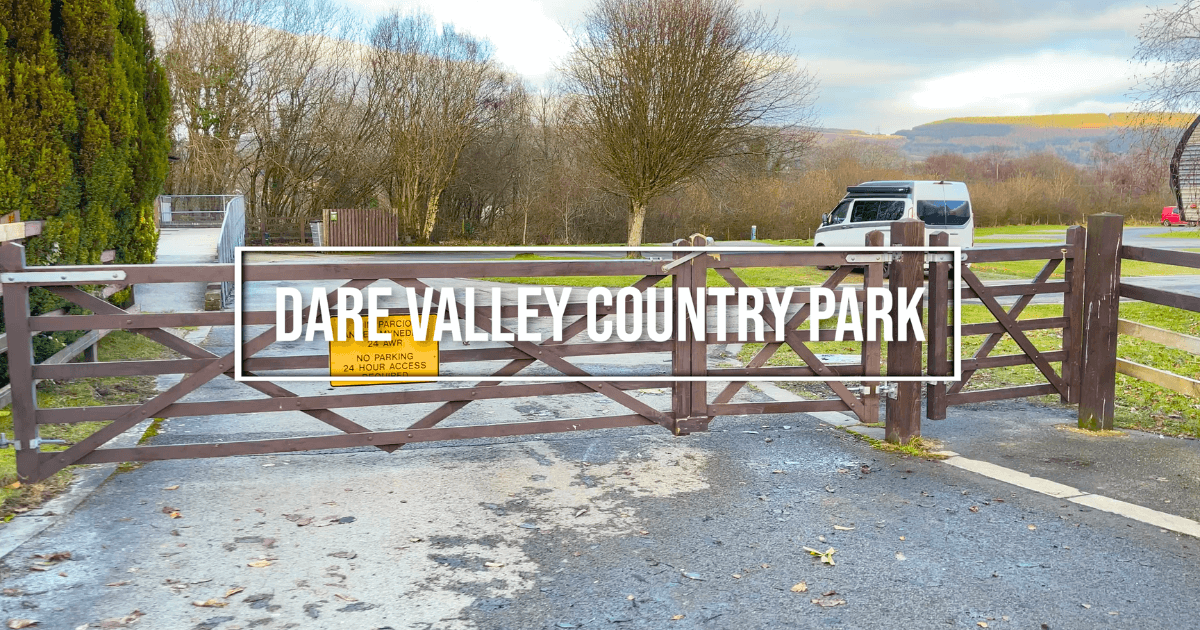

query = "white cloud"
908;51;1134;114
356;0;574;77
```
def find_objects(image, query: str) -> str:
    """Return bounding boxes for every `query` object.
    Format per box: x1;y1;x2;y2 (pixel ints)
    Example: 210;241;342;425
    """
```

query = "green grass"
968;257;1181;280
0;331;171;518
1146;229;1200;239
756;238;814;247
737;302;1200;438
974;225;1072;237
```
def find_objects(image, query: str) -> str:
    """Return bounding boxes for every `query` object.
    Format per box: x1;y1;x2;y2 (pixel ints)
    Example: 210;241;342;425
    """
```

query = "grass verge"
739;302;1200;438
0;331;172;520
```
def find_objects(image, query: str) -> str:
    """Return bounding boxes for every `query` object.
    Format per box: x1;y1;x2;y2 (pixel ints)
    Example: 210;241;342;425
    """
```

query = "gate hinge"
0;434;67;450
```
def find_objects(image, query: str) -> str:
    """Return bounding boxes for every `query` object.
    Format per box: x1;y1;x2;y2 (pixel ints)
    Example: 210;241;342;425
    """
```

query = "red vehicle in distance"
1162;206;1197;226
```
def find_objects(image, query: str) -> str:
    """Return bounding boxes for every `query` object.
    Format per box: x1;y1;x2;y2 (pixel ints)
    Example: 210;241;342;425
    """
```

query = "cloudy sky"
349;0;1156;134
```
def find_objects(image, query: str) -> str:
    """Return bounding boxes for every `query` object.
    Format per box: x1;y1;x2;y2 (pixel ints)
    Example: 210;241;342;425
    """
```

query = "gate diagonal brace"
393;279;676;433
46;283;401;463
949;257;1061;395
960;266;1068;397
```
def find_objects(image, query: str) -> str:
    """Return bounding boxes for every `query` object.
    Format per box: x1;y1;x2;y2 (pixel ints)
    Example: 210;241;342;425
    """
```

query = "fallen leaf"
97;610;143;629
484;562;505;568
978;623;988;628
163;485;179;491
334;594;357;602
670;615;685;621
223;587;244;598
328;551;356;559
191;599;227;608
895;552;907;561
295;517;313;527
969;506;979;513
409;538;422;543
105;581;131;587
7;620;37;629
57;572;66;577
26;567;46;573
802;547;837;566
5;482;20;490
161;506;176;515
760;563;770;569
899;536;905;541
33;552;70;563
810;598;846;608
681;571;704;581
1028;524;1037;531
731;574;742;579
168;512;181;519
574;508;588;518
833;525;854;531
247;561;272;568
790;582;808;593
1082;604;1091;609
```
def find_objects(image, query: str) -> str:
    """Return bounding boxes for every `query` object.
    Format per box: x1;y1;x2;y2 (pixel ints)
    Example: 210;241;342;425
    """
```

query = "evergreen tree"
1;0;166;266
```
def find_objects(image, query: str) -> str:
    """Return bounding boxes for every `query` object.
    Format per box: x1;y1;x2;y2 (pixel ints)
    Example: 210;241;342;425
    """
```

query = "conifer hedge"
1;0;168;267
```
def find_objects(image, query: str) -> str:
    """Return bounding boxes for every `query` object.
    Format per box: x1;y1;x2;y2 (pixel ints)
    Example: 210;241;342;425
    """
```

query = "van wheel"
1163;220;1171;227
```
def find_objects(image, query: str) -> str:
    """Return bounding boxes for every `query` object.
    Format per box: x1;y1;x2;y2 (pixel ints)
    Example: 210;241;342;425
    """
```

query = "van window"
851;200;905;223
918;200;971;226
829;200;851;224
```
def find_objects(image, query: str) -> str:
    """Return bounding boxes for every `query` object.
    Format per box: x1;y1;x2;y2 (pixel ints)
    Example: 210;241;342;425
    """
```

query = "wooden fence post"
886;218;924;442
671;238;692;430
1078;213;1123;430
685;233;710;434
1060;225;1086;404
926;231;950;420
0;243;40;481
858;230;885;425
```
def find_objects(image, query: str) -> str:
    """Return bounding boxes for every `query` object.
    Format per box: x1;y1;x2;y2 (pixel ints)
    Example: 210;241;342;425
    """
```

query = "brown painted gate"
0;219;1095;483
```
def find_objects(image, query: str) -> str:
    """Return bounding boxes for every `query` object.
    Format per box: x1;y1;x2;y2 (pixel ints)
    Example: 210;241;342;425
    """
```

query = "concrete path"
136;228;221;313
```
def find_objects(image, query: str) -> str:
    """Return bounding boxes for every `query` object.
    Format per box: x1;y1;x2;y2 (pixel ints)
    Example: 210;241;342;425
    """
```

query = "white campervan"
813;180;974;249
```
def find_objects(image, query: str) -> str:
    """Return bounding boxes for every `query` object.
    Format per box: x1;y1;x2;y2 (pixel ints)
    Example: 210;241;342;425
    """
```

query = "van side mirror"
821;213;830;225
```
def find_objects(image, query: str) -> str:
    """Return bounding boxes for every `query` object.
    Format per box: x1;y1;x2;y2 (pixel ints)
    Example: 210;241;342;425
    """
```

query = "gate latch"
0;434;67;450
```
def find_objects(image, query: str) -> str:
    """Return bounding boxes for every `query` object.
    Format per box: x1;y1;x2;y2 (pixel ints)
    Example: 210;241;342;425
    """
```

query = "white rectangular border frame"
233;245;961;383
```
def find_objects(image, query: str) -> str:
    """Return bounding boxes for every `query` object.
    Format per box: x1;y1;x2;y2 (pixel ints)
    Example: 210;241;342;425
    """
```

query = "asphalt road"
2;320;1199;629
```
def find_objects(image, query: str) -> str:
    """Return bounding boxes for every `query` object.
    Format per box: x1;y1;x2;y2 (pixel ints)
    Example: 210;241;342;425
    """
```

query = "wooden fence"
321;209;399;247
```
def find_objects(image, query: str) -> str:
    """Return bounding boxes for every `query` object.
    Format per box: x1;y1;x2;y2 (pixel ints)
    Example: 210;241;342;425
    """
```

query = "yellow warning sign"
329;315;438;386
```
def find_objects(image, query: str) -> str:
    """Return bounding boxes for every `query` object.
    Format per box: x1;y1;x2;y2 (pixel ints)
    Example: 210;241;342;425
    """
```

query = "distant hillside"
886;113;1196;164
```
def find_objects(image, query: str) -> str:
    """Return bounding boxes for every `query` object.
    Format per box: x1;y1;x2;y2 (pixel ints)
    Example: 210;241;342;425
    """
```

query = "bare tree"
562;0;818;250
369;12;505;242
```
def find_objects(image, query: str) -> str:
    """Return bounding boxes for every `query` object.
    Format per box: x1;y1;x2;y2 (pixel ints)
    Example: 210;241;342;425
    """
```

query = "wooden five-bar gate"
0;215;1190;483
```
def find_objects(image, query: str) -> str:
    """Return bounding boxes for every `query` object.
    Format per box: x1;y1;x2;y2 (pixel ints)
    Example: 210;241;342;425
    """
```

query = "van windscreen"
917;200;971;226
851;200;905;223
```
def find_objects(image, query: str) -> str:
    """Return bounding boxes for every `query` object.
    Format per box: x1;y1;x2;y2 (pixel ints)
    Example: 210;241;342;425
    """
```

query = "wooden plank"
707;400;852;416
1116;359;1200;397
1078;213;1123;431
0;221;44;242
859;229;884;424
962;350;1067;371
71;415;658;465
1120;245;1200;270
1060;225;1086;404
926;231;950;419
1118;319;1200;353
964;245;1076;263
946;383;1058;405
885;219;923;442
1119;282;1200;313
0;243;40;480
959;317;1067;337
